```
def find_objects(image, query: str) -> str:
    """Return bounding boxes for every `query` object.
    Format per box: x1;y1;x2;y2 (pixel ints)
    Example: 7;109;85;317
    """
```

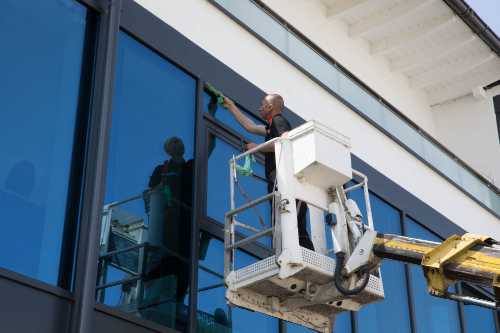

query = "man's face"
259;96;273;119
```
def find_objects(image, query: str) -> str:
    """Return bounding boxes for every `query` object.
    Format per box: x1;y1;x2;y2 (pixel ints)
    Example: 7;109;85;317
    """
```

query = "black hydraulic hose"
334;252;370;296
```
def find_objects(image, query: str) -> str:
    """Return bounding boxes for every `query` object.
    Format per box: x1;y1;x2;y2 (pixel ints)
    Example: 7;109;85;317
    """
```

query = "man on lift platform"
223;94;315;251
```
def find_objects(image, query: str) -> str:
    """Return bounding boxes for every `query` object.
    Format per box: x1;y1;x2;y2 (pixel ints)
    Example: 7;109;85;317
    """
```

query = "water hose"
334;252;370;296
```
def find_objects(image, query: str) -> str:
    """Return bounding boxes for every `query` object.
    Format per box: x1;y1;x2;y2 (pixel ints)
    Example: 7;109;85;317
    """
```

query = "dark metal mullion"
95;275;141;290
69;1;121;332
461;283;500;332
187;79;207;333
404;214;492;333
401;211;418;333
279;319;286;333
206;124;242;150
205;118;252;152
201;217;272;260
205;124;267;179
351;311;358;333
58;9;99;291
76;0;106;12
463;282;495;300
494;309;500;333
204;113;267;164
457;283;467;333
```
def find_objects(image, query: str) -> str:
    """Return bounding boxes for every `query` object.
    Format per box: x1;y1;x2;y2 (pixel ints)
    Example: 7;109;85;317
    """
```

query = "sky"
466;0;500;37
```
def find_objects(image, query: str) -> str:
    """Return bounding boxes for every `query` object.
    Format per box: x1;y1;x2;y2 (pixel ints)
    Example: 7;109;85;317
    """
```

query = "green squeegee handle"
204;82;226;106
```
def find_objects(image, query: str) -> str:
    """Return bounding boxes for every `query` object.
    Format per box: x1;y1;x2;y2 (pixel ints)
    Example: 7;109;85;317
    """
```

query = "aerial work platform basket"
224;121;384;332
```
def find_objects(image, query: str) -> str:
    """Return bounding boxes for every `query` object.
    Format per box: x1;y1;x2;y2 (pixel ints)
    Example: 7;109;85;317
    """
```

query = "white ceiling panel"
320;0;500;104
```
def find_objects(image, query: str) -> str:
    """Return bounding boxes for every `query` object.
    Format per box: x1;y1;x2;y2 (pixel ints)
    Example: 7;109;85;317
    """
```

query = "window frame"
202;115;273;259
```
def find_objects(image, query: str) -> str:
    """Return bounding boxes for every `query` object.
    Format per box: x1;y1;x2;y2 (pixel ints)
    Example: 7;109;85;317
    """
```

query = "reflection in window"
405;217;461;333
207;137;272;247
198;239;231;332
0;0;90;286
463;302;496;332
197;237;278;332
97;31;196;332
462;285;496;332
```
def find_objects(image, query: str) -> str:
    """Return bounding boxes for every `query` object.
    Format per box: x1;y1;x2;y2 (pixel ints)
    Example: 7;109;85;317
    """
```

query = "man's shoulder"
273;113;289;122
272;114;291;131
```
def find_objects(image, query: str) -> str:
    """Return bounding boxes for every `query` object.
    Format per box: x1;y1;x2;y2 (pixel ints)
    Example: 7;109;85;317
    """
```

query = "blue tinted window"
97;31;196;331
334;312;352;333
198;238;277;332
464;302;496;333
0;0;89;285
231;250;278;333
232;308;278;333
203;91;264;144
405;217;461;333
347;190;411;333
198;239;230;332
207;137;271;246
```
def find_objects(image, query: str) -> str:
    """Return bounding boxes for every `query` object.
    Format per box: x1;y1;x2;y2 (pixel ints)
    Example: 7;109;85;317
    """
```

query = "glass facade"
197;238;279;333
207;136;271;247
0;0;91;286
211;0;500;217
463;287;497;333
203;91;265;145
200;95;276;331
405;217;462;333
355;196;411;333
1;2;499;333
96;31;197;331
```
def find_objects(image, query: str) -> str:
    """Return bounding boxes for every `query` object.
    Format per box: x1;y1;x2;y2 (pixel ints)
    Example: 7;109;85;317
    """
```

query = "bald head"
259;93;284;119
265;94;284;113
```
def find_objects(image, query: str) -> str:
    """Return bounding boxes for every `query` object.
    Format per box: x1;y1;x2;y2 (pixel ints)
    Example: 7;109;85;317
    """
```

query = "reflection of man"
223;95;314;251
143;137;192;306
0;160;43;277
214;307;230;331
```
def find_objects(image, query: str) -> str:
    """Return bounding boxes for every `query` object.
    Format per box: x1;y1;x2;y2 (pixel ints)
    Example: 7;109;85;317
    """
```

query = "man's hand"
245;142;258;151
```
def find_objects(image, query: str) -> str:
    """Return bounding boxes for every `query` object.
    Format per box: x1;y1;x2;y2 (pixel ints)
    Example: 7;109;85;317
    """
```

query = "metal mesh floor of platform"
231;247;384;304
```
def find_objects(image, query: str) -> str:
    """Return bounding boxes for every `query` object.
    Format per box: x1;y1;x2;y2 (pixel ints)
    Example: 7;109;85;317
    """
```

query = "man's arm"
248;115;290;152
246;131;288;152
223;97;267;136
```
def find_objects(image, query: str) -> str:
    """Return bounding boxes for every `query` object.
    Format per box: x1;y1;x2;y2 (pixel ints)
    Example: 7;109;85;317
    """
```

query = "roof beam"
325;0;370;19
349;0;435;38
428;58;500;104
411;52;495;89
371;14;457;56
390;34;477;72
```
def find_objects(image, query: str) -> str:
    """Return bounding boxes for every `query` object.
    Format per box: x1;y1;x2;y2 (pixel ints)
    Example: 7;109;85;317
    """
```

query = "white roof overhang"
320;0;500;105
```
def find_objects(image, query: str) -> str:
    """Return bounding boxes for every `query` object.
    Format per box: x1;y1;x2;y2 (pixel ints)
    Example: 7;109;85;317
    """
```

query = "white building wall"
259;0;437;137
133;0;500;237
432;89;500;186
254;0;500;190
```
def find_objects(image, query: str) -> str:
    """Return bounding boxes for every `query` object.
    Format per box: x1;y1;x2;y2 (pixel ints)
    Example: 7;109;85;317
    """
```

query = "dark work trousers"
268;170;315;251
